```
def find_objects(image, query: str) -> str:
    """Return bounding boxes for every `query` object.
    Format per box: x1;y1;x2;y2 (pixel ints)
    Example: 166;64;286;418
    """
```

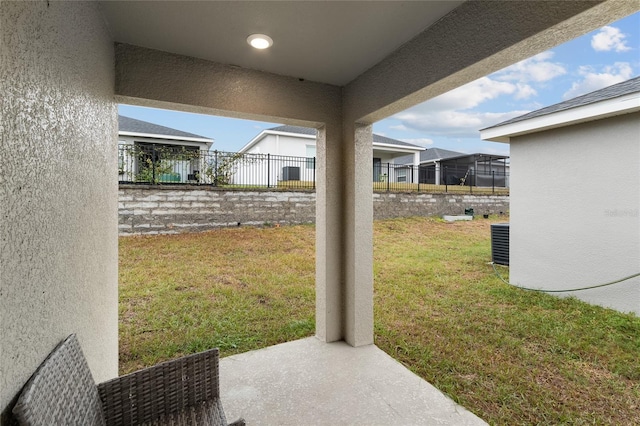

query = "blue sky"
119;12;639;155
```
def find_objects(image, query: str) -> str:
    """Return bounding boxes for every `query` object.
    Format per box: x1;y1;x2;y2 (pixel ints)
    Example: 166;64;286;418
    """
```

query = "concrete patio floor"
219;337;486;425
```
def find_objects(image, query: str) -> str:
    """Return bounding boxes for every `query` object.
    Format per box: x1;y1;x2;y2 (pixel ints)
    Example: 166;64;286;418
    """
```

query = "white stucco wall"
0;0;118;416
236;134;315;185
264;134;315;157
247;136;279;155
510;113;640;315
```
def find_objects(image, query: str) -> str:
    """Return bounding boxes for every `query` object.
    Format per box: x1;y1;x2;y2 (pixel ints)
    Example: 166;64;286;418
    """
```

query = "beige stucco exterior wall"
509;113;640;315
0;0;118;416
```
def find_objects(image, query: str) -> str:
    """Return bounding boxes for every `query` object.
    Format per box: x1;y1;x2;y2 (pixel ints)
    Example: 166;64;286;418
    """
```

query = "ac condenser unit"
282;166;300;181
491;223;509;266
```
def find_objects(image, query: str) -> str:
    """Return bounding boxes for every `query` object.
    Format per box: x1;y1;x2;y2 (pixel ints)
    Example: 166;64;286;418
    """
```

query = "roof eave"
118;131;214;144
372;142;423;152
481;92;640;143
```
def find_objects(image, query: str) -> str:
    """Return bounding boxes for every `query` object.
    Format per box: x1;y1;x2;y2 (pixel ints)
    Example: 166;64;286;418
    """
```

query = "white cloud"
390;73;539;138
393;109;530;139
387;50;568;139
496;51;566;83
514;83;537;100
591;26;631;52
400;138;433;147
521;101;544;110
562;62;633;100
399;77;516;115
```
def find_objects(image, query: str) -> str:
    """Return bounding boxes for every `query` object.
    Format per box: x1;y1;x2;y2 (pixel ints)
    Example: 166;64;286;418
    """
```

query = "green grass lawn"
119;217;639;425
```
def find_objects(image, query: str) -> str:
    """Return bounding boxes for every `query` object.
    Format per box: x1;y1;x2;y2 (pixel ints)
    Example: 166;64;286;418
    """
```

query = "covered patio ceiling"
99;1;464;87
99;0;632;124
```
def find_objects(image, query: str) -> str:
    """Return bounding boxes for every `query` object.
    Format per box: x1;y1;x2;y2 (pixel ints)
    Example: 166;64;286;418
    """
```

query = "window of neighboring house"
397;168;407;183
306;145;316;169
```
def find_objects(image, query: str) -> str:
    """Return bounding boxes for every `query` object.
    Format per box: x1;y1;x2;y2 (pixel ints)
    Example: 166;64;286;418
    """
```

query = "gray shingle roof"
269;125;317;136
420;147;465;162
268;125;422;148
372;134;422;148
483;76;640;129
118;115;212;140
396;147;463;165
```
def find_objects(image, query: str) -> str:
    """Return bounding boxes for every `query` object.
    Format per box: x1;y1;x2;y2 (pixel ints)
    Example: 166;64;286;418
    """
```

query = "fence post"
313;157;316;190
267;153;271;188
470;170;473;194
387;162;390;192
214;150;219;186
444;167;448;193
492;170;495;194
152;145;157;185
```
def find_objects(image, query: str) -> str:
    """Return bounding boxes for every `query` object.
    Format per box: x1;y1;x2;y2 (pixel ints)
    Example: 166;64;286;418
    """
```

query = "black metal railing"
372;163;509;194
118;144;508;194
118;144;315;189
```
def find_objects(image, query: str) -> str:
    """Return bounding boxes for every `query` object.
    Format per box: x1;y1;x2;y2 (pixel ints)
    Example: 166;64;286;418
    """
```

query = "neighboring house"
397;147;510;187
238;125;423;185
118;115;214;183
481;77;640;315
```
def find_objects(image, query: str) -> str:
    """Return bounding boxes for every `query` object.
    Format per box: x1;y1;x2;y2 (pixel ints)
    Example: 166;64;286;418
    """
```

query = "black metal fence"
118;144;315;189
373;162;509;194
118;144;508;194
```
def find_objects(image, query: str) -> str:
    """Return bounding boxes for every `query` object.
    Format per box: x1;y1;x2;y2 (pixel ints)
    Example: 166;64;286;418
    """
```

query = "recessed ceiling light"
247;34;273;50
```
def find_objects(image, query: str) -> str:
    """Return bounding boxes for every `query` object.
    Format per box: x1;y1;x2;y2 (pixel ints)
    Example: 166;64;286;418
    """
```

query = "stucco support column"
343;123;374;346
315;124;344;343
413;151;420;184
316;122;374;347
435;162;441;185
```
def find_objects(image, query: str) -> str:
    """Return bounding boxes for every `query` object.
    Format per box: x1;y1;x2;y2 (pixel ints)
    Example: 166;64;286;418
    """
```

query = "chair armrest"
98;348;225;426
12;335;106;426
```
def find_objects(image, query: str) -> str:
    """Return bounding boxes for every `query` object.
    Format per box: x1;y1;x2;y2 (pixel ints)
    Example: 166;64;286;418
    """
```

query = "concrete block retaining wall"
373;192;509;220
119;185;509;235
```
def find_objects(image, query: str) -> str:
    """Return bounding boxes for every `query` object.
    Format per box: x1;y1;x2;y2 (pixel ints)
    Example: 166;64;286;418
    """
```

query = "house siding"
510;112;640;315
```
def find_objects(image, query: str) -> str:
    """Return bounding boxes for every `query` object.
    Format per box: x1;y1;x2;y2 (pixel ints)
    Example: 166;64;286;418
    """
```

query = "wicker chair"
12;334;245;426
